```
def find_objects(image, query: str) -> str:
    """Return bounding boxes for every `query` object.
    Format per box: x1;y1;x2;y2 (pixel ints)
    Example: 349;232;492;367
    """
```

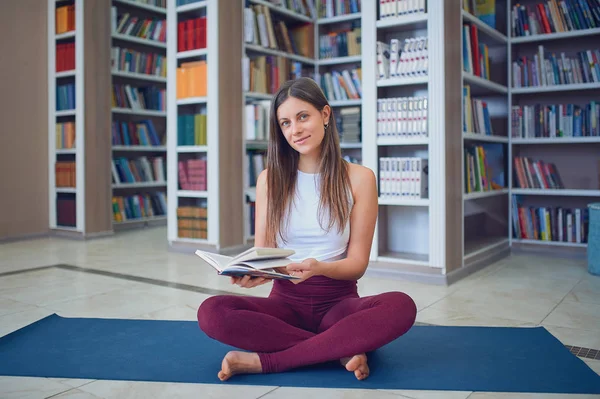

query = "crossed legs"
197;291;417;380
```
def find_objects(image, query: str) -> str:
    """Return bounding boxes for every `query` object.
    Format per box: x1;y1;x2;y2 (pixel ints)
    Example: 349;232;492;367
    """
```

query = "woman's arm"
253;168;272;248
231;169;274;288
288;164;378;281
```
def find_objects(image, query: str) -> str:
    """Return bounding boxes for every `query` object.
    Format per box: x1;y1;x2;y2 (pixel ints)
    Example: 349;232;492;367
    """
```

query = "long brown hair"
265;77;351;246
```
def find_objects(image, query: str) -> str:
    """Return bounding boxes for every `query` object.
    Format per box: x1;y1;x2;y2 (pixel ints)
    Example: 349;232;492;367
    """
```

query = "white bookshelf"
362;0;446;273
110;0;168;228
507;0;599;250
48;0;84;232
167;0;215;247
460;2;511;267
241;0;317;244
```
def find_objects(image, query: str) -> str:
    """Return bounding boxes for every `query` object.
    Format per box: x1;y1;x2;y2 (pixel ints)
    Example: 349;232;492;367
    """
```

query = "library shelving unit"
507;0;600;253
362;0;453;280
48;0;114;238
241;0;317;244
49;0;82;233
316;3;363;166
167;0;244;252
110;0;168;229
461;1;511;270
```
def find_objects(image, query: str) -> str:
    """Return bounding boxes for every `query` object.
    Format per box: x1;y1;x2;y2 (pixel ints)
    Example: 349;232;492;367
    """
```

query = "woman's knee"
382;291;417;330
197;295;233;338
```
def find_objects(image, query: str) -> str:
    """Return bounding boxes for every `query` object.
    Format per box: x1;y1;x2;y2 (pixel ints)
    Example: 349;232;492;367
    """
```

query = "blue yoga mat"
0;314;599;393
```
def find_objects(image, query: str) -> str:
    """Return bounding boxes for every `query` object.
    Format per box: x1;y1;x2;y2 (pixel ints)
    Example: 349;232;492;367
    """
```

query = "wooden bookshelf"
167;0;243;251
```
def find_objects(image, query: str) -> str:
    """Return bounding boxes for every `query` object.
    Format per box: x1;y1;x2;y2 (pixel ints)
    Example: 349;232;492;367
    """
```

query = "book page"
234;257;294;271
233;247;295;263
194;250;233;272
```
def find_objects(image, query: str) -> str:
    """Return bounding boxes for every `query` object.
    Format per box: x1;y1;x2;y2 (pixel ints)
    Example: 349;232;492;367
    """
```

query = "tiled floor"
0;227;599;399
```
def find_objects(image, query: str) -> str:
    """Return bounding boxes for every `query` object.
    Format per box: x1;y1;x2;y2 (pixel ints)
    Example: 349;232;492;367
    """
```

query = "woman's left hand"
286;258;320;284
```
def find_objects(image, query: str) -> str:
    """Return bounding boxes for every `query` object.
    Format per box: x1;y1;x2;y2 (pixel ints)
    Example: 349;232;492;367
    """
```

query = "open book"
194;247;300;280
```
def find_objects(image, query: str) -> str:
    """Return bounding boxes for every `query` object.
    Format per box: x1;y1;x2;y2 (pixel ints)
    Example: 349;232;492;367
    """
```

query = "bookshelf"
507;0;600;251
49;0;82;232
167;0;243;251
461;1;511;269
110;0;168;228
316;2;363;167
241;0;317;244
48;0;114;238
362;0;453;275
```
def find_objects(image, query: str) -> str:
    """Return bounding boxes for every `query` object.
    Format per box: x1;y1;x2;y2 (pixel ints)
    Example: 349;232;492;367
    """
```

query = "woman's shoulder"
346;162;376;188
345;162;376;203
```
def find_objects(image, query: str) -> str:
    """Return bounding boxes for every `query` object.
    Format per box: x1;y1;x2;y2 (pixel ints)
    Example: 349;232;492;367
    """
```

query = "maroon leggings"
197;275;417;373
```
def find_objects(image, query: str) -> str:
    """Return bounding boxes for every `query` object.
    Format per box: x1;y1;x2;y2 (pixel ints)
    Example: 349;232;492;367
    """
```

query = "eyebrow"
279;110;309;122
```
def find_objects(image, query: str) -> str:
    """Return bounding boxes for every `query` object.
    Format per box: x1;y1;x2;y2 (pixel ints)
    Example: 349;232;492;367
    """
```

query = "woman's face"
276;96;330;156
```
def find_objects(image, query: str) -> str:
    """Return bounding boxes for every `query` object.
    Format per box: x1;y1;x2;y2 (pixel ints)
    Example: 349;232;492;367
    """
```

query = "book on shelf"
178;16;206;52
319;0;360;18
377;37;428;81
111;156;166;184
512;46;600;88
112;119;164;146
57;197;76;227
244;5;315;58
247;151;266;187
130;0;166;7
511;1;600;37
245;100;271;141
464;0;496;28
337;106;361;144
379;0;426;19
112;192;167;223
56;43;75;72
462;23;490;80
111;47;166;78
377;96;428;138
56;122;76;149
379;157;428;199
56;161;76;188
243;56;309;94
176;0;203;5
511;102;600;138
463;85;494;136
464;144;505;194
178;112;207;145
511;196;589;244
177;61;207;99
178;159;207;191
513;156;564;190
111;9;166;43
320;68;362;101
319;25;361;59
56;4;75;34
178;205;207;239
195;247;300;280
57;83;75;111
112;84;166;111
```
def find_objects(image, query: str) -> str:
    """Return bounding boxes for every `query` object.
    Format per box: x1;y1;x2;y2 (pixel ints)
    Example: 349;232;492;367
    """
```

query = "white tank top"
276;170;353;262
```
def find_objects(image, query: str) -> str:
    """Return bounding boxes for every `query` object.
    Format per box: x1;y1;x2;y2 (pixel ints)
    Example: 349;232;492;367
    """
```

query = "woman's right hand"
230;275;272;288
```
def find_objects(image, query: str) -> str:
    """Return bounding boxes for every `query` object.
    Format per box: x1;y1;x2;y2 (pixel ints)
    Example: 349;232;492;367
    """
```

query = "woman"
197;77;417;381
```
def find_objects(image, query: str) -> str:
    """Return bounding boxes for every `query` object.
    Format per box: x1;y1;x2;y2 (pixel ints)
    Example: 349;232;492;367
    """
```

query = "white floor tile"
78;380;277;399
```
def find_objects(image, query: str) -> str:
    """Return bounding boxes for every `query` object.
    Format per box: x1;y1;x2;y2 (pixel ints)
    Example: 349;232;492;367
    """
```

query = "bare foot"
218;351;263;381
340;353;370;380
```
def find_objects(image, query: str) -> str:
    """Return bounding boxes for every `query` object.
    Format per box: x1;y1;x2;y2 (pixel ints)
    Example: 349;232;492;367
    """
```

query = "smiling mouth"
294;135;311;144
